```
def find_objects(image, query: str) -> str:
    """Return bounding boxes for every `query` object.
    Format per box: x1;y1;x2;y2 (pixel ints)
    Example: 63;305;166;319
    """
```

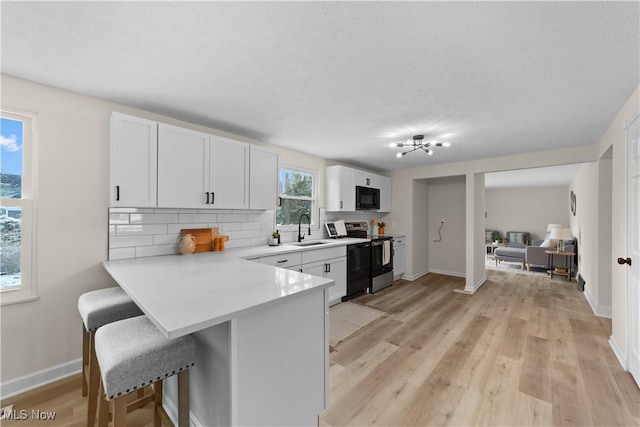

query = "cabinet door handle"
205;192;210;204
325;263;331;273
617;257;632;266
278;197;282;207
366;178;370;185
116;185;120;201
277;259;288;264
340;201;343;209
211;192;215;205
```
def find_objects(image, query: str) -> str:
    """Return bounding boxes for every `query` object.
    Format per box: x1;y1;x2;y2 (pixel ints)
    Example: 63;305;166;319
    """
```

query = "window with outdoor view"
276;167;316;227
1;110;36;304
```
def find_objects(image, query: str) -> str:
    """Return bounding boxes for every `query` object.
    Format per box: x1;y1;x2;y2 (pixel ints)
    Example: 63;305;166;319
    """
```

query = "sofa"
526;244;574;270
495;241;574;271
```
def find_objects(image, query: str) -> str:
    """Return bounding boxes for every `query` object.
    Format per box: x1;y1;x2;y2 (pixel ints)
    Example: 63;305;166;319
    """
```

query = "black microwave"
356;186;380;210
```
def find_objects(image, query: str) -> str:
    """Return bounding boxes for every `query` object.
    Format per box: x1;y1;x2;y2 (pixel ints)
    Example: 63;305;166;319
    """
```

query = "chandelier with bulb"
391;135;451;158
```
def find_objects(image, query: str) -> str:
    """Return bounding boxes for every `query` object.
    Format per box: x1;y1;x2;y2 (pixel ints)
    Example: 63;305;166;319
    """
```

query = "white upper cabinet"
109;112;282;210
109;113;158;207
249;145;279;209
377;175;392;212
326;166;392;212
209;136;250;209
157;123;210;208
325;165;356;211
355;170;377;188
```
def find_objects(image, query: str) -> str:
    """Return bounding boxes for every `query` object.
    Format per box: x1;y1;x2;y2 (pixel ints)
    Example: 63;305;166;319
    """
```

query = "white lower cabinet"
252;246;347;306
257;252;302;270
393;236;406;280
301;246;346;306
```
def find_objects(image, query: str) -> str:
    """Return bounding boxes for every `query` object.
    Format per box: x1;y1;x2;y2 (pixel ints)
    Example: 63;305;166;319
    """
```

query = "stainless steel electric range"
344;221;394;297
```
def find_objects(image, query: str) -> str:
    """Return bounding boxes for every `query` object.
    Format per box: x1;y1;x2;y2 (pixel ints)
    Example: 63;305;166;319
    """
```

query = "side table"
545;250;575;280
486;242;506;255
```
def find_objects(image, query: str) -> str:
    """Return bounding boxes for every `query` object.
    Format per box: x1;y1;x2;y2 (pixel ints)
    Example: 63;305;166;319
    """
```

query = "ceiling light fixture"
392;135;451;158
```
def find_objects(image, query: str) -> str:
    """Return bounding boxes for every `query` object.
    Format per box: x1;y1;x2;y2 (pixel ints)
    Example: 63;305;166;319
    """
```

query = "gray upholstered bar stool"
78;287;143;426
94;315;195;427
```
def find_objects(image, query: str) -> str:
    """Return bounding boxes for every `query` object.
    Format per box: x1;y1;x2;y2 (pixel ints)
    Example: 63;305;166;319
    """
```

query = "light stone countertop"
102;237;369;339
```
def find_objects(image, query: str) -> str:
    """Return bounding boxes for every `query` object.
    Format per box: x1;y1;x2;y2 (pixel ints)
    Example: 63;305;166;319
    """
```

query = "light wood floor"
2;270;639;426
320;271;640;426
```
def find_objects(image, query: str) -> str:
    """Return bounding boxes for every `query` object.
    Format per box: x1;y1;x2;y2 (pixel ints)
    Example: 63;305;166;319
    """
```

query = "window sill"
0;290;39;306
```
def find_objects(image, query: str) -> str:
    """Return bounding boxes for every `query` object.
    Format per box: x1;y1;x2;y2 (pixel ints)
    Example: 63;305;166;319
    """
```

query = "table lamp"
549;227;573;252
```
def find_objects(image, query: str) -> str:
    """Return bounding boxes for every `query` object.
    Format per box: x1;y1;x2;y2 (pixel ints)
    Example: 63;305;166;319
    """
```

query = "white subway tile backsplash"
108;208;276;260
154;234;181;245
229;229;262;239
167;223;209;234
179;213;217;223
216;213;248;223
225;238;253;249
153;209;196;214
110;235;154;248
109;213;130;224
110;208;155;214
136;244;177;258
116;224;168;236
130;213;178;224
109;247;136;260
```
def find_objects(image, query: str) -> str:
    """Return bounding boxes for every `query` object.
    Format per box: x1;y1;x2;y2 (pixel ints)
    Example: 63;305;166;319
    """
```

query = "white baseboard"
163;391;204;427
403;268;430;281
429;268;466;278
464;275;487;293
609;336;627;370
0;358;81;400
583;288;612;318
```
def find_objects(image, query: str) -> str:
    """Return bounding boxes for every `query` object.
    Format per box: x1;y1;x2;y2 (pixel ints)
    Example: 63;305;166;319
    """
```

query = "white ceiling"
485;163;586;189
1;2;638;172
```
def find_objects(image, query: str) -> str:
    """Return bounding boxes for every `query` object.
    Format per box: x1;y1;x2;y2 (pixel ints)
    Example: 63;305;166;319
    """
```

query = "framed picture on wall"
570;191;576;216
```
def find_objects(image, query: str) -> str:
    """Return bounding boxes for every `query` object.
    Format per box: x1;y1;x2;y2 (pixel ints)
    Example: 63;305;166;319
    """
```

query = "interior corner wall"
570;162;601;313
427;176;466;276
474;173;486;285
411;180;430;278
485;186;570;241
598;155;613;311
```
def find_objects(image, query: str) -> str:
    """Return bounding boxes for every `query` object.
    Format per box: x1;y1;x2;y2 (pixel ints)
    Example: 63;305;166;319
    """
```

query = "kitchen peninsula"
103;249;334;426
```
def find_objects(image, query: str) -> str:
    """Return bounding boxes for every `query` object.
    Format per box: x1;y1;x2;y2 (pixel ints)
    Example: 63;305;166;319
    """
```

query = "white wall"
570;162;602;312
427;176;466;276
0;74;352;386
410;179;430;279
385;146;599;281
485;186;570;241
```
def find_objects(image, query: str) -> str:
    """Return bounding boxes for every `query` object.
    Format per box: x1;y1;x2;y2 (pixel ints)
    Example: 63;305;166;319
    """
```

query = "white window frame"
1;108;38;305
276;164;318;231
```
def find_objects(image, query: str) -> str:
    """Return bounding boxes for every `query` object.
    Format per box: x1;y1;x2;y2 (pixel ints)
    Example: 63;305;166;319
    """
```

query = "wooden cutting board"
181;228;219;253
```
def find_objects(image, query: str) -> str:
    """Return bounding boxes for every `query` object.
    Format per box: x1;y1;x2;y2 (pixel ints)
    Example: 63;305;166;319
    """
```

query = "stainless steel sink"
290;241;330;247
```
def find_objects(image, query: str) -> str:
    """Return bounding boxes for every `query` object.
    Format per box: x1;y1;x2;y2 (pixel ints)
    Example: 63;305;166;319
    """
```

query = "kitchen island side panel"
232;288;328;427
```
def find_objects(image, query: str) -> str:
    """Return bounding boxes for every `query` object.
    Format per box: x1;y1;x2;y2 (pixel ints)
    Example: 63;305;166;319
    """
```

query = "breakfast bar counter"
103;252;333;426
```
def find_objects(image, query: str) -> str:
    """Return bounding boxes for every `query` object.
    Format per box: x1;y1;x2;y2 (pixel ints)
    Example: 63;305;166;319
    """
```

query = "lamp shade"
549;227;573;241
547;223;563;232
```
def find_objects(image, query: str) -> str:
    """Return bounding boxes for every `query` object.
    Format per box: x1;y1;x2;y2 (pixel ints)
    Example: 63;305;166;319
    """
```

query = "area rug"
329;302;385;347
